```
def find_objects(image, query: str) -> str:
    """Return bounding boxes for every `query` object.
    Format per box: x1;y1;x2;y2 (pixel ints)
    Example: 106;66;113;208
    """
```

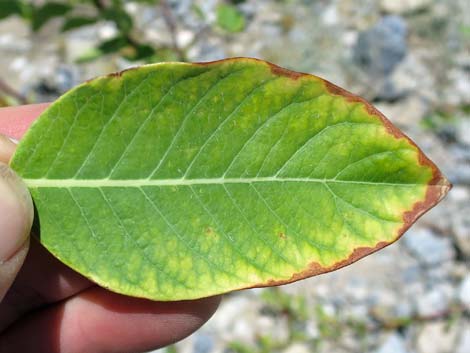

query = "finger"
0;164;34;302
0;135;16;164
0;238;92;331
0;105;92;332
1;287;221;353
0;103;49;140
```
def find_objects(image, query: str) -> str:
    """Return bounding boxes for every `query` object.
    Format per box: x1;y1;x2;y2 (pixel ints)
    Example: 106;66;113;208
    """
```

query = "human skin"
0;103;221;353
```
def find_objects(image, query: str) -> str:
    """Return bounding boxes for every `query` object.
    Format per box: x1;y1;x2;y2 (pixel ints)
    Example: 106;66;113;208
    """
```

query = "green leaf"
0;1;22;20
123;43;155;61
75;36;130;62
61;16;98;32
31;1;72;31
102;7;133;34
216;4;246;33
11;58;450;301
75;47;103;63
97;35;128;53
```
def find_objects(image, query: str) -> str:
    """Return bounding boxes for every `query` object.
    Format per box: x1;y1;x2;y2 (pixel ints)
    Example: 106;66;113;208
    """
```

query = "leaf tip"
399;169;451;237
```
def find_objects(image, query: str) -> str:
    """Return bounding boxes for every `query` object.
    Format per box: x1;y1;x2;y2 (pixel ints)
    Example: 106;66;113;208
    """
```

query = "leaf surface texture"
11;58;450;300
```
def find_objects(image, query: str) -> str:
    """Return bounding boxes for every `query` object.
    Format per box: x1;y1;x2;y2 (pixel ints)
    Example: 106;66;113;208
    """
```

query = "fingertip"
0;134;17;164
0;163;33;264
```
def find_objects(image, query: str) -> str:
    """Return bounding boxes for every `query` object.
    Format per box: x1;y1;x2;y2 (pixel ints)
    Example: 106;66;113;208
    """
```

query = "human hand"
0;104;221;353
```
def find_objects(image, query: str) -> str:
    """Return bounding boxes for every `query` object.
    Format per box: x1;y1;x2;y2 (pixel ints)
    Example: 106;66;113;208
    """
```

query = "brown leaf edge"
95;57;451;295
189;57;451;291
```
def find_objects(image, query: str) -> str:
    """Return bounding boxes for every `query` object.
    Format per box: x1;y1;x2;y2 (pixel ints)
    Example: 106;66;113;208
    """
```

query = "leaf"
102;7;133;34
216;4;246;33
61;16;98;32
97;35;129;54
0;1;22;20
31;2;72;31
10;58;450;301
123;43;155;61
75;48;103;63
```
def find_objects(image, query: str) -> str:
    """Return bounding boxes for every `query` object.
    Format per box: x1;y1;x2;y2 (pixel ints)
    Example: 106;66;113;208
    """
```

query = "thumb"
0;138;34;301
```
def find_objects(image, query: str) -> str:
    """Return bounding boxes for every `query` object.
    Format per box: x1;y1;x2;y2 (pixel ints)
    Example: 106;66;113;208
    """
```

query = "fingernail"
0;163;33;263
0;134;17;164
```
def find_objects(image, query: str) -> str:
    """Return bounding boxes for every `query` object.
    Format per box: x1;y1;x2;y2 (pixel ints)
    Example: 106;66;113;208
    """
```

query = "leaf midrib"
23;177;423;188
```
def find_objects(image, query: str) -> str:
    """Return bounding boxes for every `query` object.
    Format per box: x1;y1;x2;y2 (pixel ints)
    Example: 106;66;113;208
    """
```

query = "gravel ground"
1;1;468;352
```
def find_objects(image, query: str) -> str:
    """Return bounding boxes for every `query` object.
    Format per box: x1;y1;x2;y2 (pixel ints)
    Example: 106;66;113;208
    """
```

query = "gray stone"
459;275;470;311
376;95;430;128
353;15;407;77
456;119;470;146
403;228;455;266
445;68;470;106
193;333;214;353
452;205;470;256
417;285;453;317
375;333;410;353
207;295;261;344
386;54;435;102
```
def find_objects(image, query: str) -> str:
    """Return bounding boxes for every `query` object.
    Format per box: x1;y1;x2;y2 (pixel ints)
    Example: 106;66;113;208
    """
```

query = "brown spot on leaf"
278;232;287;240
205;227;214;236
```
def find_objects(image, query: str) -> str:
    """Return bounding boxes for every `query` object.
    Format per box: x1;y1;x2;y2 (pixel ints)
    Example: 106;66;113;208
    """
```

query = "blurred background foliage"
0;1;469;353
0;0;247;67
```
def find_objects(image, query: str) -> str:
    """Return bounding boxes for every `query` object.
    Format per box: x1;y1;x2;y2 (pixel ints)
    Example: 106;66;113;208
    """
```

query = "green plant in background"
0;0;251;104
0;0;249;63
216;3;246;33
10;58;449;301
224;289;363;353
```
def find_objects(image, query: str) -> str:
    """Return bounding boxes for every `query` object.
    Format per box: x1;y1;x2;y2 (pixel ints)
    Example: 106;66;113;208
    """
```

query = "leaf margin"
11;57;452;298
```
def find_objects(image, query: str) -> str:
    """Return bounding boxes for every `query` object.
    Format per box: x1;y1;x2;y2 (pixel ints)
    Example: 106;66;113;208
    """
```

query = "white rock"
456;325;470;353
322;4;339;26
449;186;470;203
459;275;470;311
376;95;430;127
207;295;261;343
284;343;311;353
456;119;470;146
375;333;410;353
403;228;455;266
417;321;459;353
98;22;118;40
305;319;320;339
452;203;470;257
380;0;432;14
417;286;452;317
176;29;195;47
10;56;28;72
445;68;470;106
